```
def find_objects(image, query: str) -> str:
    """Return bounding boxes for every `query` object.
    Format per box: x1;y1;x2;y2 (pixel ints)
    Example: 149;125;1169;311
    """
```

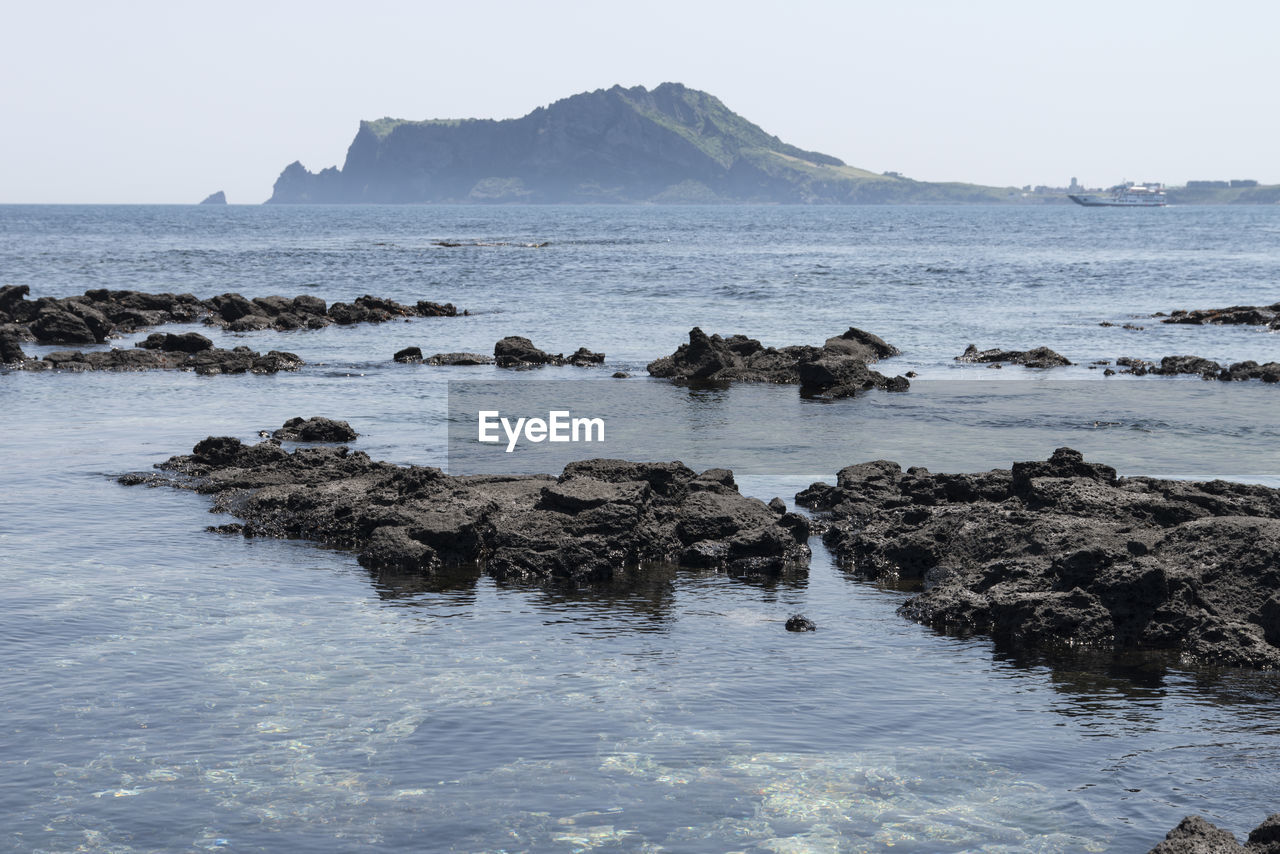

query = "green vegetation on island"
266;83;1024;205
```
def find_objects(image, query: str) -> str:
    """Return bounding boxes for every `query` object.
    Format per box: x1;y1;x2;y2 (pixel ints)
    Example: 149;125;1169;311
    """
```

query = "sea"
1;203;1278;853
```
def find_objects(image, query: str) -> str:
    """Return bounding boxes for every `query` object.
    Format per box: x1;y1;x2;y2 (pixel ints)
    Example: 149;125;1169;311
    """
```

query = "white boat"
1068;182;1167;207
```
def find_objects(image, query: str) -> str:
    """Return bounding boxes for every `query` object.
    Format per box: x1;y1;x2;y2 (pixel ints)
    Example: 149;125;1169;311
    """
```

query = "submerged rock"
1146;813;1280;853
647;326;907;397
1161;303;1280;328
785;614;816;632
121;436;811;585
12;345;302;374
796;447;1280;668
0;287;464;343
272;416;358;442
426;352;496;366
955;344;1072;368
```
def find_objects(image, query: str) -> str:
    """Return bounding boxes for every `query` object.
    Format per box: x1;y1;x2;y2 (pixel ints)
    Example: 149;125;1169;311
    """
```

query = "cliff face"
267;83;1013;204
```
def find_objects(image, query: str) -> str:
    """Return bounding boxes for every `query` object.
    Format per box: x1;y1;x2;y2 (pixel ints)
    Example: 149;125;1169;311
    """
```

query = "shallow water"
1;204;1279;852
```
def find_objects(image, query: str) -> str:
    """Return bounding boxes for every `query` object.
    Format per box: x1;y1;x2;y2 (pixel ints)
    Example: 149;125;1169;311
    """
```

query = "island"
266;83;1020;205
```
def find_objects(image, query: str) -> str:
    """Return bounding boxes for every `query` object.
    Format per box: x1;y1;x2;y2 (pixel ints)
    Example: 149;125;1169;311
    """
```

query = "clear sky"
2;0;1276;203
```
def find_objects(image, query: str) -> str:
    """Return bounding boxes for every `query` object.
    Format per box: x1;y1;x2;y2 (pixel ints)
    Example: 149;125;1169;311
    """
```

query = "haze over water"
2;204;1279;852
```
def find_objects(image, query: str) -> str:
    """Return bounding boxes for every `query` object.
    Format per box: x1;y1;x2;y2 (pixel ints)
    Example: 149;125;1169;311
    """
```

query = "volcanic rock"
0;329;27;363
1161;303;1280;328
30;309;99;345
0;287;463;342
1117;355;1280;382
393;346;423;363
494;336;602;368
647;326;907;397
955;344;1072;368
121;438;811;585
426;352;496;366
272;417;358;443
12;345;302;374
796;447;1280;668
136;332;215;353
1146;813;1280;854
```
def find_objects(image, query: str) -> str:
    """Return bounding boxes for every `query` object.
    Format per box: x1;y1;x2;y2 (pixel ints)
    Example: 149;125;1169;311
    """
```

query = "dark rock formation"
955;344;1073;368
120;437;811;585
796;448;1280;668
393;346;423;363
1161;303;1280;329
13;346;302;375
567;347;605;366
31;308;102;344
415;300;459;317
272;417;358;442
495;336;553;367
426;352;496;366
199;191;227;205
1118;355;1280;382
0;329;27;363
494;336;602;368
265;83;1014;205
1146;813;1280;854
820;327;901;362
0;287;463;343
136;332;214;353
647;326;907;397
1221;361;1280;382
785;614;816;632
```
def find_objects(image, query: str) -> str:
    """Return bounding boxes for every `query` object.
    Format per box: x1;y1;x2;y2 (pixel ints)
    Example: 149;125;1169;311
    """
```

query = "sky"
2;0;1277;203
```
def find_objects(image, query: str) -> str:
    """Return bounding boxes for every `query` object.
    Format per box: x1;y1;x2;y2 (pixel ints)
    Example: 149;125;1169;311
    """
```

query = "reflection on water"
366;560;810;637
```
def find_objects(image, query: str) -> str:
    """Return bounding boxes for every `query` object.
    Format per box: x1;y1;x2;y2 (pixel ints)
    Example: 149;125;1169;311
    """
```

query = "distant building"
1231;179;1259;188
1187;180;1230;189
1068;177;1081;192
883;171;904;178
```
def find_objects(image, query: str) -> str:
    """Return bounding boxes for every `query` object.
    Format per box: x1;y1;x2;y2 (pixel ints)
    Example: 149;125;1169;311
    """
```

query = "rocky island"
266;83;1017;205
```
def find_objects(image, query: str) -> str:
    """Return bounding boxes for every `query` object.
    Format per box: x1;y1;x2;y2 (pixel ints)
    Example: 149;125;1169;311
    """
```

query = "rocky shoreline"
121;425;811;586
7;286;1277;388
0;284;462;344
120;426;1280;671
797;448;1280;668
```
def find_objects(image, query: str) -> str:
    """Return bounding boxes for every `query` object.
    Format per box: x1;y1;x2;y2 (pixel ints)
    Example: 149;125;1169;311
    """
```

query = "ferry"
1068;182;1167;207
